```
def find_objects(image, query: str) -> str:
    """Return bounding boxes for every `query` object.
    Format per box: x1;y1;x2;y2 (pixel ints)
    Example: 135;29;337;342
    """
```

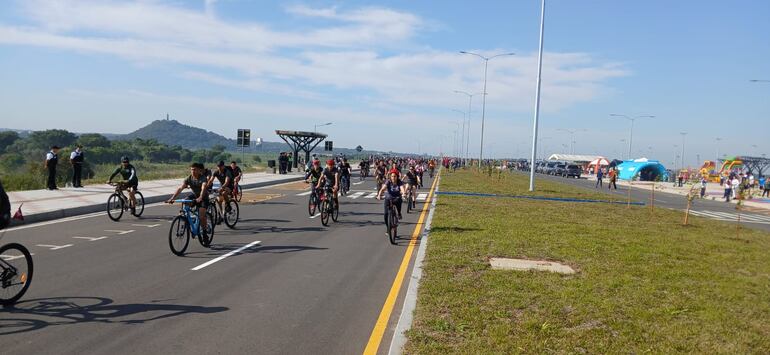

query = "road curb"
8;175;305;227
388;175;440;355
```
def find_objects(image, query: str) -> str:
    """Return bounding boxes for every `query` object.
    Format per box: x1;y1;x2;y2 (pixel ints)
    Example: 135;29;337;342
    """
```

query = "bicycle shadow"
0;296;228;336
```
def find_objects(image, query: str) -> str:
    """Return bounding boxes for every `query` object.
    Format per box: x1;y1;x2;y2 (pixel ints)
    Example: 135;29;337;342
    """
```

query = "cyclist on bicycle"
338;158;352;191
376;168;405;222
0;178;10;230
210;161;234;218
358;159;368;178
230;161;243;186
405;165;421;205
415;163;425;188
107;156;139;214
167;163;210;237
305;159;323;202
316;159;340;208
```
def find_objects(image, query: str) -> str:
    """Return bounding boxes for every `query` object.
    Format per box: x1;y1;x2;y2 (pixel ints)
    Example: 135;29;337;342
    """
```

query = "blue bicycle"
168;199;215;256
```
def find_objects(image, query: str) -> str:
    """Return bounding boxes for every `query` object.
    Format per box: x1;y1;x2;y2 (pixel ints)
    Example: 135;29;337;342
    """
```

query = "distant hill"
119;119;234;150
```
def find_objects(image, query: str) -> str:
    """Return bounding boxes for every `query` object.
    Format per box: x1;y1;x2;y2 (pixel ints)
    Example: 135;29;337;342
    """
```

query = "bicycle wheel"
208;202;219;226
0;243;34;306
320;200;330;226
132;191;145;217
406;191;412;213
224;200;239;229
308;192;317;216
388;208;398;244
199;211;215;247
106;193;124;221
168;216;190;256
331;198;339;222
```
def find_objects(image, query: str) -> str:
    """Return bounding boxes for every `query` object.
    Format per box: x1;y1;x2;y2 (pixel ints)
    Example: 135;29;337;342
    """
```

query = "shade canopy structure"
588;157;609;167
616;158;669;181
547;154;603;163
275;130;327;169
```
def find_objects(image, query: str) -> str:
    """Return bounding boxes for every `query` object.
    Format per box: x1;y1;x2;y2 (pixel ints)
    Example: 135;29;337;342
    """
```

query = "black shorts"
124;180;138;190
186;193;210;208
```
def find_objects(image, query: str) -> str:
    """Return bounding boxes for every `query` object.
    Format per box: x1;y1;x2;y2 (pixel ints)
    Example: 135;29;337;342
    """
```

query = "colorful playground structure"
699;157;744;182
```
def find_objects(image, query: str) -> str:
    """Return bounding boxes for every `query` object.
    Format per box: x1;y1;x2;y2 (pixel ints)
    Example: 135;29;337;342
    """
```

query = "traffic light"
324;141;333;151
237;129;251;147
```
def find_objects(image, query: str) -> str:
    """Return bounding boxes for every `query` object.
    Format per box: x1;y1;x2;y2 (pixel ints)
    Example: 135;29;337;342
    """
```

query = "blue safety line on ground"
436;191;646;206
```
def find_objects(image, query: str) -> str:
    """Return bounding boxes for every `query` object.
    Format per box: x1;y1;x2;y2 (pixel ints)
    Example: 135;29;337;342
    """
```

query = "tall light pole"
556;128;586;154
454;90;483;162
609;114;655;159
680;132;687;169
619;139;627;160
314;122;332;132
528;0;545;191
450;121;461;157
460;50;515;168
715;137;722;172
451;109;466;161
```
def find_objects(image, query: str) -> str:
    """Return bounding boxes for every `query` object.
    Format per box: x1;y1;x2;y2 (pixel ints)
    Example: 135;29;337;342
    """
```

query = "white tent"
548;154;603;163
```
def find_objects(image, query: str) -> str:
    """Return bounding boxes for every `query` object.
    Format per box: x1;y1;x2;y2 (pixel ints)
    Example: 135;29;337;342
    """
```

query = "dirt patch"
242;193;283;203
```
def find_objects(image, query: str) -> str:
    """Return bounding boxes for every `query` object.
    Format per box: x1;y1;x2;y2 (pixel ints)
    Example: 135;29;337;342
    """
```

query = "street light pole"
451;109;466;162
680;132;687;169
609;114;655;159
528;0;546;191
314;122;332;133
715;137;722;172
557;128;586;154
454;91;483;163
460;51;515;168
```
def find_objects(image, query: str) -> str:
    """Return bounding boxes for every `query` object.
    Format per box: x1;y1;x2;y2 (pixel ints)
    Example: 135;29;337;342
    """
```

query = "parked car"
544;162;559;175
553;163;567;176
564;164;582;178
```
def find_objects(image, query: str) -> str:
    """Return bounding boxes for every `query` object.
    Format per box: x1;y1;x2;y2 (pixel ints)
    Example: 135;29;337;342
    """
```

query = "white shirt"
731;178;740;188
70;151;78;160
46;152;55;160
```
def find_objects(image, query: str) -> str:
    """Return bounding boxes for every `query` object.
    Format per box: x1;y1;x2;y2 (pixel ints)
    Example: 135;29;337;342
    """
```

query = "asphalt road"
0;174;437;354
533;172;770;232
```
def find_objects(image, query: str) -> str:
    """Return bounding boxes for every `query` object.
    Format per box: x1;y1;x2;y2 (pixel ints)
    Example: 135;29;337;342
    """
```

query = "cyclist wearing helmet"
376;168;405;222
108;156;139;214
405;165;421;206
316;159;340;208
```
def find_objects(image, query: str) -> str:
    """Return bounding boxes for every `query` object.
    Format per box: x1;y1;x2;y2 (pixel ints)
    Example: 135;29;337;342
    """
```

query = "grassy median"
405;169;770;354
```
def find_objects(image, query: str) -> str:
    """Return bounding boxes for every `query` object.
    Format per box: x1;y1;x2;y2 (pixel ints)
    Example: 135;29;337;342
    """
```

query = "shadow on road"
0;296;228;336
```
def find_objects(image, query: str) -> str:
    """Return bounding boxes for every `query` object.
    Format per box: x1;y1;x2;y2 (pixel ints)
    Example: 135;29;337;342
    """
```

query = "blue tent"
616;159;668;181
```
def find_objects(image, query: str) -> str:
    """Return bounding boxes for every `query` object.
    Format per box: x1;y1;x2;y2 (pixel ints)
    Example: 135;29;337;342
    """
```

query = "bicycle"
383;198;399;245
319;186;339;226
0;243;33;305
340;175;350;196
429;167;435;179
406;186;415;213
168;199;215;256
307;183;321;216
360;168;366;181
107;182;145;221
232;181;243;203
207;189;240;229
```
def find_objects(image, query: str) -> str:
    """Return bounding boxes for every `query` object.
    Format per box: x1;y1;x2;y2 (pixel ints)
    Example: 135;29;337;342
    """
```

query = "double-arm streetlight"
460;50;515;167
609;114;655;159
454;90;484;163
680;132;687;169
556;128;586;154
314;122;332;132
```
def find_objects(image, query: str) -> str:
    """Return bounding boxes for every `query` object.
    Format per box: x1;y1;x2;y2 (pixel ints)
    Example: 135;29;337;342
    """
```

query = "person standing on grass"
608;168;618;190
70;144;84;188
45;145;60;190
595;167;604;188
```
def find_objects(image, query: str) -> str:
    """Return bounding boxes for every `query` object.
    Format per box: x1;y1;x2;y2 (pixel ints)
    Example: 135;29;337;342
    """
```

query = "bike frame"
176;200;202;237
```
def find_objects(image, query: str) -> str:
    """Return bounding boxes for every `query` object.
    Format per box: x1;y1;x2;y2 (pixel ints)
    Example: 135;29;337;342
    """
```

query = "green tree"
0;131;20;153
78;133;111;148
0;152;25;171
211;144;227;153
26;129;78;150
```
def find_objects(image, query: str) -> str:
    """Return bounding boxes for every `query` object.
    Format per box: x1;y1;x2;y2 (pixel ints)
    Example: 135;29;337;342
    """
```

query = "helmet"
326;159;335;166
217;160;225;167
389;168;400;175
313;160;320;166
121;156;129;163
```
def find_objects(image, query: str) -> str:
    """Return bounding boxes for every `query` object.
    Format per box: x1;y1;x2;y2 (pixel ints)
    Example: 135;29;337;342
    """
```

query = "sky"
0;0;768;168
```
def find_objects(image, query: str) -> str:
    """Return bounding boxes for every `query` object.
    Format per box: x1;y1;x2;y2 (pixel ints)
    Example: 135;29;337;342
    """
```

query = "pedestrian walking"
70;144;84;188
677;172;684;187
45;145;60;190
608;168;618;190
763;177;770;198
700;176;707;198
595;168;603;188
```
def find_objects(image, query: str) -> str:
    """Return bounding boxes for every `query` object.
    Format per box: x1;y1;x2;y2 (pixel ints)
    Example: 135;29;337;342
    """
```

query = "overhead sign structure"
356;145;363;152
237;129;251;147
325;141;334;151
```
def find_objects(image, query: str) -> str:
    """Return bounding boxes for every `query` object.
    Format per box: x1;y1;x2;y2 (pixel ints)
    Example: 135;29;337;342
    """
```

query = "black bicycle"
384;199;399;245
207;189;239;229
0;243;33;305
307;184;320;216
340;175;350;196
107;182;145;221
406;186;416;213
319;186;339;226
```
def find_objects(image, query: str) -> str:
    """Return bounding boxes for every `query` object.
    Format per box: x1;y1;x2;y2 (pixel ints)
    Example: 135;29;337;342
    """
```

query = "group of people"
43;144;85;190
277;152;293;174
594;167;619;190
720;172;769;202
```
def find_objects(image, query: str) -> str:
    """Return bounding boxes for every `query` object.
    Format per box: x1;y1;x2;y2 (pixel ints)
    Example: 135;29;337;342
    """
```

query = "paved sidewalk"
6;172;305;225
583;174;770;210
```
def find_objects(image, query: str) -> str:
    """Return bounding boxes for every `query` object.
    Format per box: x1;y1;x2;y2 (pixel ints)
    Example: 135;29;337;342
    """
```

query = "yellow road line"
363;174;440;355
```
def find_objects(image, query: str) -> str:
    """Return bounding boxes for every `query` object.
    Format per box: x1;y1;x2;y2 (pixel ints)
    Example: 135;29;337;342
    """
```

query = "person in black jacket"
70;144;84;188
45;145;60;190
0;179;10;229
